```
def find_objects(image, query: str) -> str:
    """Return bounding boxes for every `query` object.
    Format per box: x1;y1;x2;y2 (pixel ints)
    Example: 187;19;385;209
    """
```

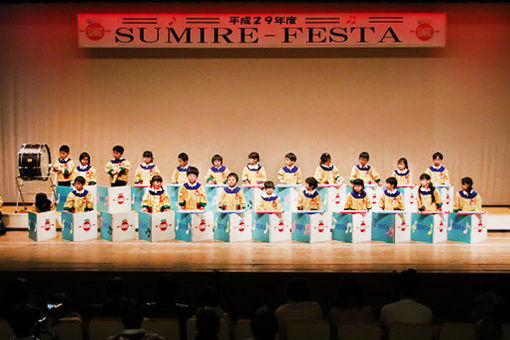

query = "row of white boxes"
28;184;486;244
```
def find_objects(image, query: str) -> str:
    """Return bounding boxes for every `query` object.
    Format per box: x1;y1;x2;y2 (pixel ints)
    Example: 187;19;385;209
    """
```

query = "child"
218;173;246;210
454;177;482;212
63;176;94;213
178;167;207;210
379;177;405;210
257;181;282;211
416;173;442;211
171;153;190;184
424;152;450;185
313;153;341;184
277;152;303;185
241;152;267;185
134;151;161;186
33;193;53;212
206;154;230;184
105;145;132;187
141;175;171;213
393;157;412;186
73;152;97;185
53;145;75;187
344;179;372;210
350;151;381;186
297;177;321;210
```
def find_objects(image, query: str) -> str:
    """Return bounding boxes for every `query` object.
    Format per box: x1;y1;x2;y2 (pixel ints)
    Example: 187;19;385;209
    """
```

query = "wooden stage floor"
1;231;509;273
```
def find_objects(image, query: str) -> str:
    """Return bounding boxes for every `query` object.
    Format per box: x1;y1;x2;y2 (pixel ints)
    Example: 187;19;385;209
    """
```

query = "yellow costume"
314;164;341;184
241;163;267;184
171;165;189;184
63;189;94;213
134;163;161;186
379;189;405;210
393;168;413;186
206;166;230;184
218;186;246;210
141;188;171;213
454;190;482;211
178;182;207;210
297;190;321;210
53;158;75;183
277;166;303;185
73;165;97;185
257;194;282;212
424;165;450;185
105;158;132;183
416;186;442;211
344;191;372;210
350;164;380;185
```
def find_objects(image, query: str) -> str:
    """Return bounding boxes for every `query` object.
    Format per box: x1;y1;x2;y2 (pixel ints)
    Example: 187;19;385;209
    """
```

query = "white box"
100;211;137;242
28;211;57;241
62;210;98;242
139;211;176;242
97;186;132;213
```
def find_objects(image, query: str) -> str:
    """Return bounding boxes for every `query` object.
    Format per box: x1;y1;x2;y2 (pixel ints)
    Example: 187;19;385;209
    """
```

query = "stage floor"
1;231;510;273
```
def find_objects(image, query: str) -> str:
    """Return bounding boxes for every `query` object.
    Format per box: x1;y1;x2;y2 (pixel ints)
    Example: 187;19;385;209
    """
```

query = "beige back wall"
1;2;509;204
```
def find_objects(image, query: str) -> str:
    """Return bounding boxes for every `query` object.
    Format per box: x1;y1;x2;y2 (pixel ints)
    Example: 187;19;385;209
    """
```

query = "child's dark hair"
352;178;365;189
227;172;239;183
113;145;124;154
187;166;199;176
74;176;86;185
305;177;319;190
320;153;331;164
359;151;370;160
59;145;70;153
35;193;51;212
386;177;398;188
285;153;297;162
419;173;436;204
248;152;260;162
264;181;275;190
178;153;189;162
211;154;223;165
150;175;163;185
461;177;474;193
397;157;408;169
432;152;443;160
143;151;153;161
79;152;91;164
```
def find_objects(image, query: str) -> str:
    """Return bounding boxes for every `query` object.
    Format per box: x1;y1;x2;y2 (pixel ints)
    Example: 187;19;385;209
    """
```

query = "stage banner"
78;13;446;48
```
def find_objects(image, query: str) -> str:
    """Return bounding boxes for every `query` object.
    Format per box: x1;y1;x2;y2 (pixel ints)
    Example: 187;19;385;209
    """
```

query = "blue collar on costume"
141;163;155;170
224;186;241;194
384;189;400;198
247;163;262;171
282;166;298;173
303;190;319;199
149;188;165;196
419;187;432;195
429;165;445;172
262;194;278;202
111;158;124;164
357;164;371;171
459;190;478;199
211;166;226;173
320;164;333;171
73;189;89;197
184;182;201;190
59;158;70;164
351;190;367;199
77;165;91;172
394;168;410;176
177;165;189;172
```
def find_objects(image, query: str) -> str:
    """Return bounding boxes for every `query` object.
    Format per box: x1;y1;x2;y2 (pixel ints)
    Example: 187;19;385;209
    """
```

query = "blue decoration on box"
138;211;152;241
131;187;146;212
448;213;471;243
411;213;434;243
56;186;73;211
175;213;192;242
206;185;223;211
100;211;113;241
62;211;74;241
97;186;109;212
28;211;37;240
213;212;230;242
372;212;395;243
167;185;180;210
253;213;270;242
332;213;352;242
291;212;312;243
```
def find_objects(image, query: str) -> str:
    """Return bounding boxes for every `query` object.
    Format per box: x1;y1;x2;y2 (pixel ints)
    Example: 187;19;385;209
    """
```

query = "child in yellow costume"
53;145;75;187
424;152;450;185
454;177;482;212
416;173;443;211
63;176;94;213
141;175;171;213
350;151;381;186
134;150;161;186
242;152;267;185
218;173;246;210
178;167;207;210
73;152;97;185
393;157;413;186
297;177;322;210
206;154;230;184
379;177;405;210
278;152;303;185
171;152;190;184
105;145;132;187
314;153;341;184
257;181;283;211
344;179;372;210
